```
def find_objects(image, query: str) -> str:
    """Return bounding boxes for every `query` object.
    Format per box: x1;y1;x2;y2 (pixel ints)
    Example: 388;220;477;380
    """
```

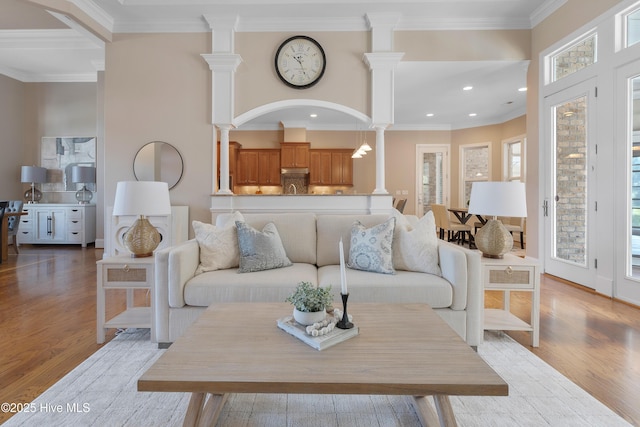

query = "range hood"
281;167;309;175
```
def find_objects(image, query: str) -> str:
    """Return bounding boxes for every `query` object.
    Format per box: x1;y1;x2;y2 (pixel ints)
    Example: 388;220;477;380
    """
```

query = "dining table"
447;207;487;226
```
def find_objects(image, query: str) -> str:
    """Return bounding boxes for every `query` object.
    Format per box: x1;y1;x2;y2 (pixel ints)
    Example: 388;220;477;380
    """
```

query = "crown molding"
0;29;99;49
530;0;568;28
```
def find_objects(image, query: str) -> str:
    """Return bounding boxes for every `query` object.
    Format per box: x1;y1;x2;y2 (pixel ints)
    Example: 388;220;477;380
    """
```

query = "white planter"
293;308;326;326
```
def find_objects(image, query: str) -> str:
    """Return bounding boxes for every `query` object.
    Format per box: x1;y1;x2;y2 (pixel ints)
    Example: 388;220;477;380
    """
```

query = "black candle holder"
336;292;354;329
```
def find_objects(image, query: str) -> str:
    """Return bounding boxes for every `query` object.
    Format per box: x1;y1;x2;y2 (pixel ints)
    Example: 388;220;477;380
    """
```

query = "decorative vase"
293;308;326;326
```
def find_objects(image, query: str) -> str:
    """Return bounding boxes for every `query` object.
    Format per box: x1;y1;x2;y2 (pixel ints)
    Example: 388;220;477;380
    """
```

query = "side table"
97;255;155;344
481;253;540;347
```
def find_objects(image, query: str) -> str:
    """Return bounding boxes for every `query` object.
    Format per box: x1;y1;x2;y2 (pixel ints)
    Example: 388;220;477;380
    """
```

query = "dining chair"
501;217;525;249
431;204;472;246
395;198;407;213
6;200;24;254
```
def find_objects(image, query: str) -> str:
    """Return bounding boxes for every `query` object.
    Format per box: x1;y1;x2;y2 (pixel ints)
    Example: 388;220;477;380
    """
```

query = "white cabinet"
19;204;96;247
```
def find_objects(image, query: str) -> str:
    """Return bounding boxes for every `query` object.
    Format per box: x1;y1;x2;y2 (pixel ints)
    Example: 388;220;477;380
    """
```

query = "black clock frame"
274;35;326;89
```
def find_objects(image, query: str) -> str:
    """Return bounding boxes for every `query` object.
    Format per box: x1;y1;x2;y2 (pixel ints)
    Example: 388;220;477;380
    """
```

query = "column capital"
201;53;242;72
365;13;401;52
203;14;238;53
363;52;404;70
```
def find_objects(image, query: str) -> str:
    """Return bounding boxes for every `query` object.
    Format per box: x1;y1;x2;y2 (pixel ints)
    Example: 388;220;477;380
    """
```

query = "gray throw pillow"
348;217;396;274
235;221;293;273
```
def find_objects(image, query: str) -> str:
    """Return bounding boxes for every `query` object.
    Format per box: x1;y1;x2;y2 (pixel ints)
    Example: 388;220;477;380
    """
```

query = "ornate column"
363;13;404;195
201;15;242;194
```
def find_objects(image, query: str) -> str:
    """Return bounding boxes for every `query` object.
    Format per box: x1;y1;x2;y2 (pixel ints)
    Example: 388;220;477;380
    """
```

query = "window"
551;32;597;82
626;7;640;47
461;144;490;205
504;138;524;182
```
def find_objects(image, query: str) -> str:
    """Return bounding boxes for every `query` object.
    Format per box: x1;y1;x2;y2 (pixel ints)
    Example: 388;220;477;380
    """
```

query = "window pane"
627;8;640;47
554;96;588;265
552;34;597;82
507;141;522;180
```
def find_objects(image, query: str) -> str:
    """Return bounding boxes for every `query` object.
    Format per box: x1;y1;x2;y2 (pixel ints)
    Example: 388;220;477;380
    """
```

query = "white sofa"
154;212;483;347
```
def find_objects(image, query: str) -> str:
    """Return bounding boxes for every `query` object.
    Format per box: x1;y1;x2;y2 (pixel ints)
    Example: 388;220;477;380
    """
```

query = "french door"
543;78;598;288
614;60;640;304
415;144;449;217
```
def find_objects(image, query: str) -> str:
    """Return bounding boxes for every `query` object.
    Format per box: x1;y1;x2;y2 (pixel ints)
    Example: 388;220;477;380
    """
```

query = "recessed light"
463;86;473;91
426;113;434;117
310;114;318;118
518;87;527;92
469;113;477;117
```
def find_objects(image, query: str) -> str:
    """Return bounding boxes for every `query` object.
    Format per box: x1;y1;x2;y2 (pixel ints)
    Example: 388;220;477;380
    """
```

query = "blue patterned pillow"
348;217;396;274
235;221;293;273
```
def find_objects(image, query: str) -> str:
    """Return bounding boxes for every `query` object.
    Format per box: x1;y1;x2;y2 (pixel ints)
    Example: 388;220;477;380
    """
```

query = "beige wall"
0;74;26;199
104;32;213;224
235;32;369;117
0;76;96;202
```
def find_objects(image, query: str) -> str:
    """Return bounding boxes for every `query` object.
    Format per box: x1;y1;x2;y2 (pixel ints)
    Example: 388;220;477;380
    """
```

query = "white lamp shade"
21;166;47;184
112;181;171;217
468;181;527;217
71;166;96;183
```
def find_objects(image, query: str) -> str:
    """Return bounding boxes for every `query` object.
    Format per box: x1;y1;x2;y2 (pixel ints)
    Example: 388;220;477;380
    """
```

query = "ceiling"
0;0;566;130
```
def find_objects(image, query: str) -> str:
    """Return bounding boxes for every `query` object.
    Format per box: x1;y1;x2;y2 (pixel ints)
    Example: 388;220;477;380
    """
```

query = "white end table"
481;253;540;347
96;255;155;344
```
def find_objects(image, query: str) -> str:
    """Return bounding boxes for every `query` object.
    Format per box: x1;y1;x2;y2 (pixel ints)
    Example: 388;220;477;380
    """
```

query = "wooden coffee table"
138;303;508;427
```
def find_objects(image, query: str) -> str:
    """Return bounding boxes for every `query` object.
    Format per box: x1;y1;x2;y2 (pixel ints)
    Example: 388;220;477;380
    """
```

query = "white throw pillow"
391;210;441;276
235;221;293;273
192;211;244;274
348;217;396;275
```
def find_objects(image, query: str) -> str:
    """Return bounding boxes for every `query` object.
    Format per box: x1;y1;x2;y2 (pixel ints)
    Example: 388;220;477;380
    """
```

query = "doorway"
415;144;449;217
543;78;598;288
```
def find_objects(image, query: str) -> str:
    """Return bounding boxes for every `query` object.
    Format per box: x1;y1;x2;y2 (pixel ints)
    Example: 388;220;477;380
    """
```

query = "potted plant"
285;281;333;325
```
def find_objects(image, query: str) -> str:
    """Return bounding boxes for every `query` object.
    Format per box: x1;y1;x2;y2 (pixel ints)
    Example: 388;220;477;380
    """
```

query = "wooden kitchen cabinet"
257;150;281;185
309;149;353;186
281;143;310;168
309;150;333;185
236;150;259;184
237;149;281;185
331;150;353;185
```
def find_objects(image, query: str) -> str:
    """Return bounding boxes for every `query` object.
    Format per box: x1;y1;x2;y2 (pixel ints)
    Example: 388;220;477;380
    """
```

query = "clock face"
275;35;326;89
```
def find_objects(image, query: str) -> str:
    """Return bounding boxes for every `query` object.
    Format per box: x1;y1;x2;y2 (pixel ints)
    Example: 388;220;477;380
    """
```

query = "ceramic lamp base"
475;219;513;259
123;216;161;258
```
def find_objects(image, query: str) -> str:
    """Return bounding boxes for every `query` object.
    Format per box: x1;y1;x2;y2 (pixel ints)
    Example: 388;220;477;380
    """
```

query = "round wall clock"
275;35;326;89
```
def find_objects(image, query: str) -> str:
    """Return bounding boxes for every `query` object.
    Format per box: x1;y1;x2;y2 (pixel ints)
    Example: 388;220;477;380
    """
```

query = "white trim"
233;100;370;128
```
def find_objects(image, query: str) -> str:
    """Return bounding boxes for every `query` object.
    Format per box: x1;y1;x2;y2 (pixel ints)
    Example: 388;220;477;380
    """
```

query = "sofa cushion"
236;221;292;273
217;213;317;265
391;210;442;276
192;211;244;274
184;263;318;306
316;214;390;267
348;217;396;274
318;265;452;308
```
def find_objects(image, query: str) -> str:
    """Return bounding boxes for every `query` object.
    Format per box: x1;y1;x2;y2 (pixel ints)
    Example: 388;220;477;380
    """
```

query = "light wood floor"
0;246;639;425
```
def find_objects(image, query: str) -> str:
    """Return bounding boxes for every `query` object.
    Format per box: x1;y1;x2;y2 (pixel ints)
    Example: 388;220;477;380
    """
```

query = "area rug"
3;330;630;427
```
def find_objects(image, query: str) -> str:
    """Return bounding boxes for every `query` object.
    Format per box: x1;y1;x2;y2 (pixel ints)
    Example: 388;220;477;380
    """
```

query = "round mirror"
133;141;183;189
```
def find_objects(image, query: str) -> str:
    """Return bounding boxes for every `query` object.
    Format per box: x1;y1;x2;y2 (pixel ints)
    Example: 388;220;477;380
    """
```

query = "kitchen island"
210;193;393;221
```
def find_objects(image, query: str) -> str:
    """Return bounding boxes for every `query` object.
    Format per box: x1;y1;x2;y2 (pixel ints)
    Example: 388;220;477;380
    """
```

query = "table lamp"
71;166;96;204
112;181;171;257
21;166;47;204
468;181;527;258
